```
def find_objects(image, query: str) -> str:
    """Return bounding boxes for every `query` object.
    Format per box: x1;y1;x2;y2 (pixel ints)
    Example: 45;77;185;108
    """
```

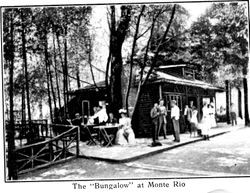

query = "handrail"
14;125;78;151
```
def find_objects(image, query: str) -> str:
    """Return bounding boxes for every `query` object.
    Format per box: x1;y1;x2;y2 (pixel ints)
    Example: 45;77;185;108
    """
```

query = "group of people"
184;101;199;137
56;98;225;147
184;101;217;140
150;99;181;147
71;102;135;146
198;102;217;140
150;99;218;145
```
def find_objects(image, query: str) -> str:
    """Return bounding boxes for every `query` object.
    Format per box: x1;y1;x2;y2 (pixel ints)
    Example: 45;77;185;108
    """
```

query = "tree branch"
50;61;92;85
142;4;177;85
125;5;145;111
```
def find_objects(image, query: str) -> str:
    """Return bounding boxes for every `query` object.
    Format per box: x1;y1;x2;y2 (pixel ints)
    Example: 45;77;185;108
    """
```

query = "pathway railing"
13;125;80;175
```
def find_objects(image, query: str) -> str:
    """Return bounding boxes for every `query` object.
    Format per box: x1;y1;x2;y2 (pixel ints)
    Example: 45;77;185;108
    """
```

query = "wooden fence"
6;119;50;147
12;124;80;176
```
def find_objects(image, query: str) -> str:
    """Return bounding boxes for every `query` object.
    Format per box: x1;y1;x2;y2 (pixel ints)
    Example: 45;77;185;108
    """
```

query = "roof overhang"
153;71;224;91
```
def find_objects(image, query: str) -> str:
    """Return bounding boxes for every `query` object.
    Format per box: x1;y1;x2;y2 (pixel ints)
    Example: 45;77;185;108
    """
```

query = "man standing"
171;100;180;142
150;103;161;146
158;99;167;139
230;103;237;126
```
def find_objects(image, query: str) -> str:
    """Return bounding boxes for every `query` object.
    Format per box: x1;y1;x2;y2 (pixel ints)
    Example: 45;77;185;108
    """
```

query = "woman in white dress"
209;102;217;128
200;103;211;140
190;106;198;137
115;109;136;145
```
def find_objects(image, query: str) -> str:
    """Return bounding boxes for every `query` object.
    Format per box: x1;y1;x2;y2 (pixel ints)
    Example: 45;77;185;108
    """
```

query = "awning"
153;71;223;91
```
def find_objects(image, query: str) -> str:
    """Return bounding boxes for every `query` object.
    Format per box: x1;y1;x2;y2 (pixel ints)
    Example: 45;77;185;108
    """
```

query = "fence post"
49;141;53;161
31;147;34;169
76;126;80;157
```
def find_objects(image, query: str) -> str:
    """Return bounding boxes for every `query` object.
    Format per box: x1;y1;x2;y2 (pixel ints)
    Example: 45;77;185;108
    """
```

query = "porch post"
238;88;242;119
225;80;230;124
197;95;201;122
159;84;163;99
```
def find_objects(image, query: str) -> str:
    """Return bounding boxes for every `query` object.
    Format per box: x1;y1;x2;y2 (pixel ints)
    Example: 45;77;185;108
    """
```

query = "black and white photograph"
1;0;250;191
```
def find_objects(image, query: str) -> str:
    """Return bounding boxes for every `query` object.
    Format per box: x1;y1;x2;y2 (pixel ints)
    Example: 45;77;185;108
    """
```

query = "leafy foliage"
189;2;248;87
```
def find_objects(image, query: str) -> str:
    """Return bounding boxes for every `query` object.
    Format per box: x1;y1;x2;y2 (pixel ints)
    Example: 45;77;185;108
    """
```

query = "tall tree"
20;9;32;122
52;33;62;109
108;5;132;115
4;9;18;180
125;5;145;112
132;4;177;118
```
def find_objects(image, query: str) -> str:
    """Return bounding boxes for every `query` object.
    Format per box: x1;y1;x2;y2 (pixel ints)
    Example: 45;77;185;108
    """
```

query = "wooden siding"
133;85;159;137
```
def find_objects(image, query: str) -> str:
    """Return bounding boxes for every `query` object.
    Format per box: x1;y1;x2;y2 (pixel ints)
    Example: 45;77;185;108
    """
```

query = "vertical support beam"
76;126;80;157
197;96;201;122
214;93;217;118
238;88;242;119
225;80;230;124
185;85;188;105
159;84;163;99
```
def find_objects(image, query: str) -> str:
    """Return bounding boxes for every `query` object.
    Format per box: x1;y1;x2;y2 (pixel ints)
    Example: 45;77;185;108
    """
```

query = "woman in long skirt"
209;102;217;128
200;103;211;140
115;109;136;145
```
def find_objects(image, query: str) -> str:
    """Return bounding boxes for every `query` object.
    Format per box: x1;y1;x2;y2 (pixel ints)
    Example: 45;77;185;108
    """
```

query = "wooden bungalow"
67;81;107;119
132;64;224;137
67;64;223;137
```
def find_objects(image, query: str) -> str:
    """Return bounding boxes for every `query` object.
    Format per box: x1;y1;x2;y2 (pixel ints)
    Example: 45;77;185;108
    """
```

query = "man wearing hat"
171;100;180;142
150;103;161;146
158;99;167;140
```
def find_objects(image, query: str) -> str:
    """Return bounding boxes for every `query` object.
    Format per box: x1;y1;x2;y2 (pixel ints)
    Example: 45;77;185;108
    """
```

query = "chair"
99;127;115;147
82;125;99;145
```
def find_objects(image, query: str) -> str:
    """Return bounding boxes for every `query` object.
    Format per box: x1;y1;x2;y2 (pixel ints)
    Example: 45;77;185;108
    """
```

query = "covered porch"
132;71;224;137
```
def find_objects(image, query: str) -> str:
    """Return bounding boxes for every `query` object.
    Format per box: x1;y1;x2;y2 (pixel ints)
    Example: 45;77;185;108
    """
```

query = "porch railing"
13;125;80;175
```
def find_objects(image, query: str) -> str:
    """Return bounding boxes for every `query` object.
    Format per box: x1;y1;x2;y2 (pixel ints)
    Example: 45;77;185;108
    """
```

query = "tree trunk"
132;5;176;120
131;13;157;119
63;27;69;116
243;76;249;125
109;6;132;115
21;10;31;122
44;34;53;122
238;87;242;119
110;52;123;115
88;38;99;90
52;34;62;109
125;5;145;112
39;99;43;119
105;51;111;104
48;60;57;110
21;84;26;122
76;66;81;88
56;32;67;116
7;10;18;180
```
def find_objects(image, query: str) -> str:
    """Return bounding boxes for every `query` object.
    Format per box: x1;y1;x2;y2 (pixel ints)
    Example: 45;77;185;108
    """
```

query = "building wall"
132;85;159;137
